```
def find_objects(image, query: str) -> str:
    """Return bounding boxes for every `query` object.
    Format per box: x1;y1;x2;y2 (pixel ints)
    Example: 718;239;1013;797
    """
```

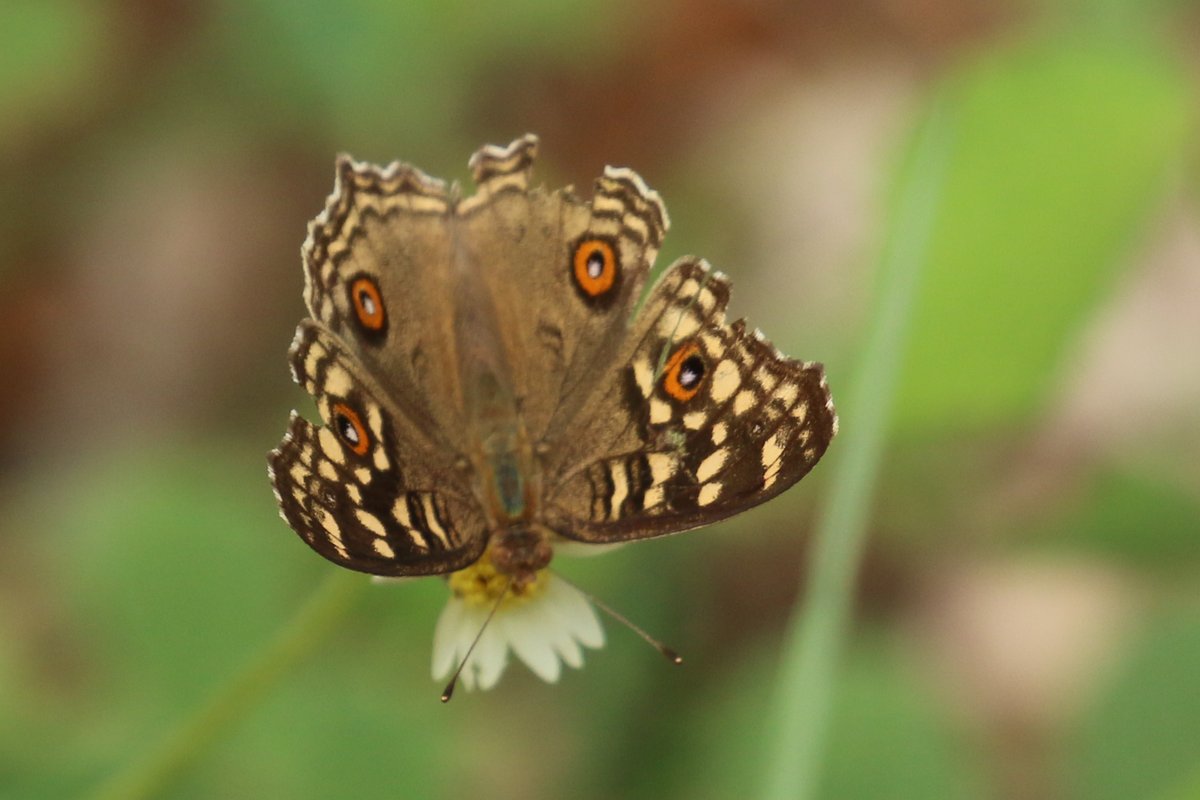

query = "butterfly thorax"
489;525;553;588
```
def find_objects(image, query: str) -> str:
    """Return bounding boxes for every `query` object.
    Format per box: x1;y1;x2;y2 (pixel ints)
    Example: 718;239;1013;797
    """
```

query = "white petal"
431;598;466;680
547;577;605;649
501;604;563;683
532;582;592;668
459;661;476;692
430;570;611;691
553;629;584;669
538;586;589;669
576;609;604;649
432;599;508;692
472;625;510;690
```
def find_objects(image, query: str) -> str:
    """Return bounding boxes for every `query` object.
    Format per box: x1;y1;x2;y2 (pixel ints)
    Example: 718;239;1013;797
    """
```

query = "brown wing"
542;258;837;543
268;323;486;576
300;134;669;451
455;135;669;441
300;150;464;448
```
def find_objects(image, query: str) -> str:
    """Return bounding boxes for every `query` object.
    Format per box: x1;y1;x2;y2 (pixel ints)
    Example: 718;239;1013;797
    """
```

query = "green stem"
87;569;368;800
760;102;954;800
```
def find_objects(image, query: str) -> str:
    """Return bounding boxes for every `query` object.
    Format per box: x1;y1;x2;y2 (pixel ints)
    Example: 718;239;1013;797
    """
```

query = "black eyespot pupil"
336;414;359;444
587;251;605;278
679;355;706;389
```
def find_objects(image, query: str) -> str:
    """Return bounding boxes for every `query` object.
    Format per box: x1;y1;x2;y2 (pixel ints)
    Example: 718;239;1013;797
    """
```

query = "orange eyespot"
662;342;707;402
331;402;370;456
572;238;618;298
350;276;386;332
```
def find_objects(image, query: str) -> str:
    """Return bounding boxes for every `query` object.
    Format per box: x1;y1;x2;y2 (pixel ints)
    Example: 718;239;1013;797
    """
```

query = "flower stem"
760;101;955;800
87;569;368;800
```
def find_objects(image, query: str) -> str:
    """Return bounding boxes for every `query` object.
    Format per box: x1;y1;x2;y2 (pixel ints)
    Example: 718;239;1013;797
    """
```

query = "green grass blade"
86;569;367;800
760;102;954;800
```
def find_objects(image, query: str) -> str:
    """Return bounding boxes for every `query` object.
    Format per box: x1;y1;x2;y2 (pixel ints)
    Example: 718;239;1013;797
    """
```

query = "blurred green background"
1;1;1198;798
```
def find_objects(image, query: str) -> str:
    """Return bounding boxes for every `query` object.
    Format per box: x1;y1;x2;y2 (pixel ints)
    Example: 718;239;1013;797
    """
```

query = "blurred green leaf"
1066;611;1200;800
0;0;106;146
64;444;311;704
895;35;1196;431
822;635;986;800
166;586;461;799
1032;469;1200;567
672;633;986;800
211;0;633;155
11;442;321;796
1156;762;1200;800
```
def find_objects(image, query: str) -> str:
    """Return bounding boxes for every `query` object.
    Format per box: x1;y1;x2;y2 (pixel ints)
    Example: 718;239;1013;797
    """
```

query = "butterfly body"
270;136;836;583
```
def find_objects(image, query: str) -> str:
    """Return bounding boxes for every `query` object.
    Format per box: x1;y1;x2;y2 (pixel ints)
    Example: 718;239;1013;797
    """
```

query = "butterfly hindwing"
545;258;837;542
268;322;487;576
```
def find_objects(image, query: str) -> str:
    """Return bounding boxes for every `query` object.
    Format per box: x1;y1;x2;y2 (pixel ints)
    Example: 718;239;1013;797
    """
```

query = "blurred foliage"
1066;611;1200;800
0;1;107;149
1033;469;1200;567
209;0;635;154
1;0;1198;799
896;35;1194;431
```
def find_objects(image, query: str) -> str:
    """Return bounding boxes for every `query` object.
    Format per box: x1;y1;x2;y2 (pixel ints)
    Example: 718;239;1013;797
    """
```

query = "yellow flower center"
447;546;551;609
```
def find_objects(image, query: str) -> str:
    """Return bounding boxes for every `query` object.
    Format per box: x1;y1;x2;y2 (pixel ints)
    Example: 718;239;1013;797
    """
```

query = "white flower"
431;551;605;692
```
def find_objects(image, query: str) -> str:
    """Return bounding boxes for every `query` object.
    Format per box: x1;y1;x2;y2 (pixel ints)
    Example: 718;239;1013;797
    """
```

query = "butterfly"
268;135;836;591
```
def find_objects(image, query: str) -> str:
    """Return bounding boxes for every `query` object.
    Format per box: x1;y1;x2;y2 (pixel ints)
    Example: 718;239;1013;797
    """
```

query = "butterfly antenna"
440;577;512;703
552;572;683;666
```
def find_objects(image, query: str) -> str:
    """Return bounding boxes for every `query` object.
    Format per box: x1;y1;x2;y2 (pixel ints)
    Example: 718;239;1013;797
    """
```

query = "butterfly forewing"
301;154;466;449
458;139;669;442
